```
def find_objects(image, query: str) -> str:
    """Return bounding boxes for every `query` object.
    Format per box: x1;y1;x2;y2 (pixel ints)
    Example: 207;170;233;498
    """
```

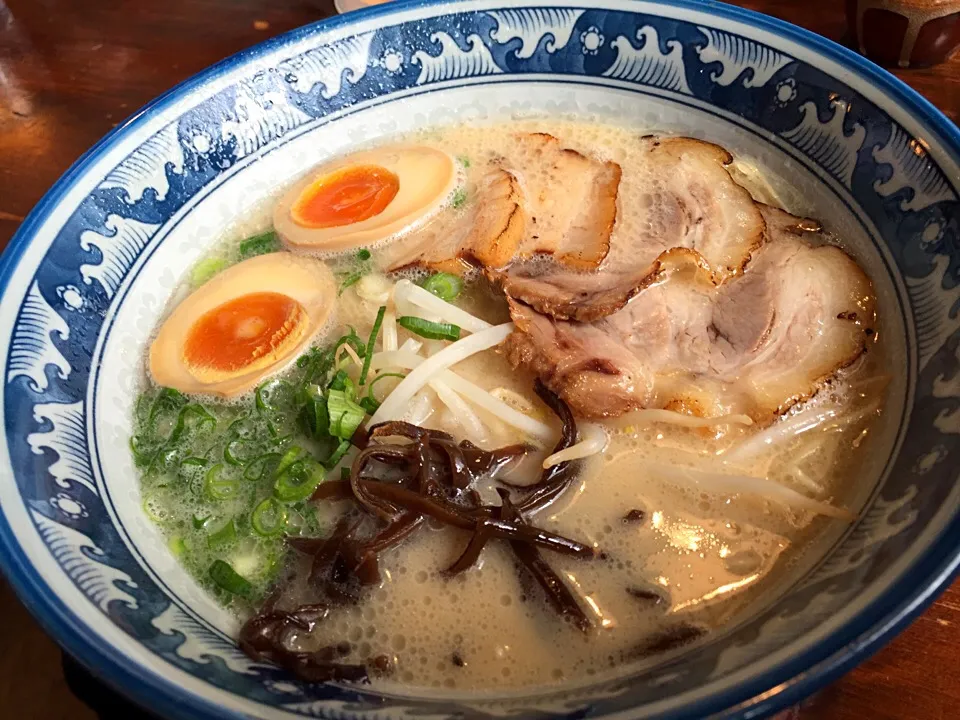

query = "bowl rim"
0;1;958;718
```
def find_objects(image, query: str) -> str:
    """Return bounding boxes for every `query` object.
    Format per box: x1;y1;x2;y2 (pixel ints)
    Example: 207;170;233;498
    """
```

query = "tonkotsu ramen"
132;121;886;691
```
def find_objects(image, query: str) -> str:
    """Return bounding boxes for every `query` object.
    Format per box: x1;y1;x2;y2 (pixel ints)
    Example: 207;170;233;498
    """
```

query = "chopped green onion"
338;271;363;296
135;393;153;423
340;466;351;481
168;404;217;444
296;345;335;388
344;375;358;395
275;447;302;477
452;187;468;209
397;316;461;341
360;306;386;386
270;434;293;450
168;536;187;557
208;559;253;597
298;385;329;439
324;439;352;470
139;400;211;472
178;456;209;482
335;331;367;359
420;272;463;302
137;388;189;448
327;331;367;376
224;439;254;466
251;498;287;537
327;389;366;440
192;514;210;530
149;388;187;423
207;518;238;549
243;453;281;482
141;495;165;523
274;460;326;503
458;155;471;168
191;257;226;288
129;435;155;468
256;378;294;413
358;370;405;414
329;370;352;393
238;231;281;259
203;464;239;501
270;431;294;450
368;372;406;398
147;448;179;476
338;250;373;296
225;414;254;438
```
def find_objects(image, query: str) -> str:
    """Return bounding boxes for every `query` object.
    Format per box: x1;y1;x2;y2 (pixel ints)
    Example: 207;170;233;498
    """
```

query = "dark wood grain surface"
0;1;957;718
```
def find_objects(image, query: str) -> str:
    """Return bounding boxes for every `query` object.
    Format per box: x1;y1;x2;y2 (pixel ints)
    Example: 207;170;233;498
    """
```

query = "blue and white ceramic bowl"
1;1;958;718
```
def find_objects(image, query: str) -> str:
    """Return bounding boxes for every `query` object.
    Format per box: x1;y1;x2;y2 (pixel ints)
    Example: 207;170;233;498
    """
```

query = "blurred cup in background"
846;0;960;67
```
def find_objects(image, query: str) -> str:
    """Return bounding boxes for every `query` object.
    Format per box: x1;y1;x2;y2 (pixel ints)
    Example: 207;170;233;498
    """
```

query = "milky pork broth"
133;120;889;692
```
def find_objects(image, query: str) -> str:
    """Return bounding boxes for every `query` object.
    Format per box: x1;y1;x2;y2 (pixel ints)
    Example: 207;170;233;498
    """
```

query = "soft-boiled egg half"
150;253;335;398
273;145;459;253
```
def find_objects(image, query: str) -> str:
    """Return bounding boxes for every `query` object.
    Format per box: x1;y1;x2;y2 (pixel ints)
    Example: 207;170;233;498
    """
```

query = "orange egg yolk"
291;164;400;229
183;292;306;376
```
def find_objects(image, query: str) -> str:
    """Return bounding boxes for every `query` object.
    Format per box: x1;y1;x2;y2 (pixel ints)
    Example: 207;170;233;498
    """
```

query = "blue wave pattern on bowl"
3;5;959;718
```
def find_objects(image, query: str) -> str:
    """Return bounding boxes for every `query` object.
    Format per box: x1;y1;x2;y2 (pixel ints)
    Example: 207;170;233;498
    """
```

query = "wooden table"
0;1;957;718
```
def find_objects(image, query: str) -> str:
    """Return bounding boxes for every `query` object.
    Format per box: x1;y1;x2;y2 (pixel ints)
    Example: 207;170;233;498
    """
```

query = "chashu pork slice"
493;136;767;322
503;208;876;422
505;132;622;269
378;168;525;274
378;134;621;275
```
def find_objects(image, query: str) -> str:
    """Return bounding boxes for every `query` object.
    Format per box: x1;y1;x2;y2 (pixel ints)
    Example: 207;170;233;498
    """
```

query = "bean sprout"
543;424;607;468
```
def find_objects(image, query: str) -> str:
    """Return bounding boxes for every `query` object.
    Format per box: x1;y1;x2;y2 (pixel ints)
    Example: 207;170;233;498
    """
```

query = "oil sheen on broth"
137;120;888;692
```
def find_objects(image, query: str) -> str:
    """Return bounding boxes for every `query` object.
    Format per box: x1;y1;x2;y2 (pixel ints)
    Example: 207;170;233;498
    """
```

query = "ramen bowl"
0;1;957;718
